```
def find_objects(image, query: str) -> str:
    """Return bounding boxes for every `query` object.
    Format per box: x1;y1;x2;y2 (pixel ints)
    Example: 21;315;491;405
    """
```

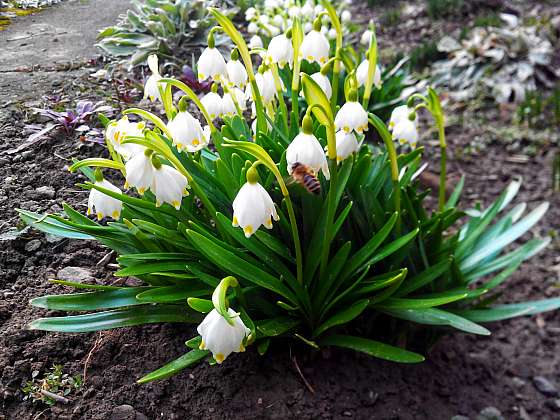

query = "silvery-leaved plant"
22;4;557;385
432;13;559;103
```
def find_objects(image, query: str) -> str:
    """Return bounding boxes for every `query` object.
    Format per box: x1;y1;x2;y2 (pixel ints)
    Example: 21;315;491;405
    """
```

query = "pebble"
511;377;526;388
109;405;147;420
476;407;504;420
519;407;531;420
24;239;42;252
56;266;93;283
35;185;55;199
545;399;560;412
532;376;558;397
451;416;469;420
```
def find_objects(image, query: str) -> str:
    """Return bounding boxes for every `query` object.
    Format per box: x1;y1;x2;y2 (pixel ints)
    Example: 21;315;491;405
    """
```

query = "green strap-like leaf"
381;307;490;335
137;349;208;384
30;288;148;311
28;305;199;333
185;229;297;304
320;334;425;363
314;299;369;337
256;317;300;337
375;291;468;310
455;297;560;323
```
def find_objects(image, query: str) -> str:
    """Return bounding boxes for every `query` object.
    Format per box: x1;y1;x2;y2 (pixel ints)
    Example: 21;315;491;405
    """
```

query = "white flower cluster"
244;0;353;47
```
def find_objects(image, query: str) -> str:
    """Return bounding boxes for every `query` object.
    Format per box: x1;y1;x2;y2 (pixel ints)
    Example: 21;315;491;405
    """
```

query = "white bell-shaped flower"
232;166;279;237
226;57;248;88
245;7;257;20
105;116;145;160
341;10;352;23
222;88;247;117
310;72;332;99
356;60;382;89
249;34;263;49
201;91;223;120
125;150;155;195
247;21;259;34
334;92;369;134
88;176;122;220
151;162;189;209
303;22;313;33
272;14;284;28
301;1;314;17
300;29;330;64
327;28;337;40
167;109;208;152
265;33;293;68
388;105;412;131
197;308;251;364
198;46;227;82
392;117;419;148
335;130;361;162
360;29;373;46
249;70;277;104
288;5;300;17
144;54;162;102
286;115;330;180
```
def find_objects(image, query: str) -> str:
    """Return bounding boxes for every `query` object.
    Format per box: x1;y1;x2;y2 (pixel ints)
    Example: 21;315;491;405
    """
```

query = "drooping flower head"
201;89;223;120
334;89;369;134
265;33;294;68
232;165;279;238
88;169;122;220
310;71;332;100
226;49;248;88
150;157;189;209
105;116;145;160
300;20;330;65
390;107;419;148
356;59;382;90
144;54;162;102
198;33;227;83
167;100;208;153
197;308;251;364
286;115;330;180
335;130;361;162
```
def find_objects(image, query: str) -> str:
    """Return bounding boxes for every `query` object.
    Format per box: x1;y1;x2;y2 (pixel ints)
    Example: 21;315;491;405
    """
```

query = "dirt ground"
1;1;559;419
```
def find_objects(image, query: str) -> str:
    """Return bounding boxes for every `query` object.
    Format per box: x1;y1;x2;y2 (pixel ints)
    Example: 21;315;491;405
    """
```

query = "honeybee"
291;162;321;195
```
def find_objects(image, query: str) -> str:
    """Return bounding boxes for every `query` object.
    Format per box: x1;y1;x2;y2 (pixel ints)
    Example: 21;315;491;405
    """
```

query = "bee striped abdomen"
303;173;321;194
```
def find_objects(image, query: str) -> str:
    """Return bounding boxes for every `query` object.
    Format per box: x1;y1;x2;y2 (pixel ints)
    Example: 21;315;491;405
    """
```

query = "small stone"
545;399;560;412
511;377;526;388
451;416;470;420
477;407;504;420
56;267;93;283
532;376;558;397
342;411;353;417
519;407;531;420
35;186;55;199
25;239;42;252
110;405;135;420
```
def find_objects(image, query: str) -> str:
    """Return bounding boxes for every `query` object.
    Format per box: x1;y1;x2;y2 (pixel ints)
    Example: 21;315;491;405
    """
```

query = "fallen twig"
39;389;69;404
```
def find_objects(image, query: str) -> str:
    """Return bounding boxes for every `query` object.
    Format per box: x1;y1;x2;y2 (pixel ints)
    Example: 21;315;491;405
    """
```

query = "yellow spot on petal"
199;340;205;350
111;210;120;219
156;200;162;207
264;219;273;229
307;55;314;61
239;343;246;352
87;208;92;215
198;73;205;80
232;216;239;227
215;353;225;363
243;225;253;237
96;212;103;221
320;56;327;63
124;181;129;189
172;200;180;209
389;122;394;129
192;138;200;146
138;187;145;195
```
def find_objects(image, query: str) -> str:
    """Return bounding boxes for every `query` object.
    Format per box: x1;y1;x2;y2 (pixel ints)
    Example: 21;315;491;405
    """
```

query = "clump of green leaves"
96;0;235;67
22;365;82;406
425;0;464;19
